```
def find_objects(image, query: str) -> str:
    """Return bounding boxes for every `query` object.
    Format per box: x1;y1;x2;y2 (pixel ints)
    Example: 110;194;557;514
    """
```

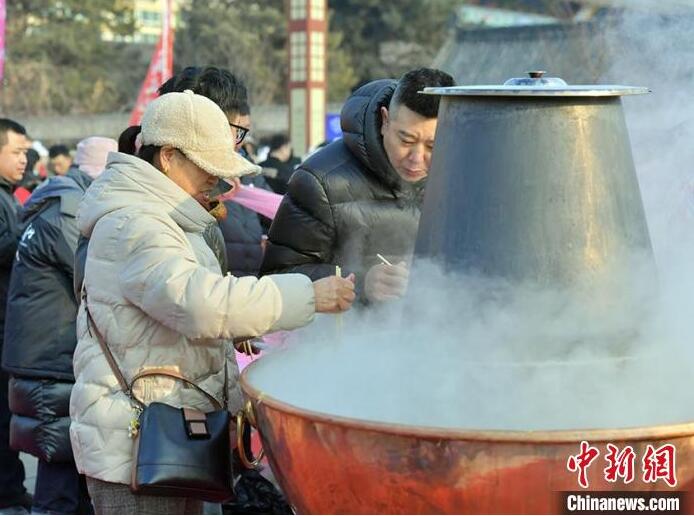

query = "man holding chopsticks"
260;68;454;304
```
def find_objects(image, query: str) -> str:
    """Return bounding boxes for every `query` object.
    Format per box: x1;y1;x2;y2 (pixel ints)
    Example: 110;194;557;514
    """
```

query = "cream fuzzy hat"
140;89;261;179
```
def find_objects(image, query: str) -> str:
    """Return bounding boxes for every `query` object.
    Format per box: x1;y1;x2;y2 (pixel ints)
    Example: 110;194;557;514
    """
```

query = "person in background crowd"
71;134;135;298
48;144;73;176
14;148;43;205
259;133;296;195
2;136;117;515
69;90;354;514
0;118;30;515
31;141;48;164
239;136;258;164
287;148;301;170
255;141;270;164
30;142;50;180
261;68;455;304
223;108;277;277
159;66;274;277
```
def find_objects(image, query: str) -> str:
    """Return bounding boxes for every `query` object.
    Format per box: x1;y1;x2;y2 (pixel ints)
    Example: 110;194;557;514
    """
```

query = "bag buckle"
182;408;210;439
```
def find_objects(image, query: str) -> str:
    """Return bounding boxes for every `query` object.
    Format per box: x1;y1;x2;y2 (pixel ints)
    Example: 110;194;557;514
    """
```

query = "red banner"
128;0;173;126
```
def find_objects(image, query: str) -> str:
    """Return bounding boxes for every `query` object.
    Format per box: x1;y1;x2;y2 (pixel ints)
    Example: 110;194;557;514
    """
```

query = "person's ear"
380;106;389;137
159;145;177;175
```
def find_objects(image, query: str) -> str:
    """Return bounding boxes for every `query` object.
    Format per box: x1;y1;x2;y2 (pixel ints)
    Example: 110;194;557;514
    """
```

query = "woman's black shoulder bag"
84;294;235;503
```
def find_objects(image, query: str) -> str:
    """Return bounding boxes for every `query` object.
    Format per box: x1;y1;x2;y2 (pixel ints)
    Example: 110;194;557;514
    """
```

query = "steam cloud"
247;10;694;432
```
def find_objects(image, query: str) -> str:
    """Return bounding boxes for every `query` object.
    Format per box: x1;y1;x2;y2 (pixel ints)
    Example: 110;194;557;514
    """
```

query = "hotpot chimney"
415;72;654;289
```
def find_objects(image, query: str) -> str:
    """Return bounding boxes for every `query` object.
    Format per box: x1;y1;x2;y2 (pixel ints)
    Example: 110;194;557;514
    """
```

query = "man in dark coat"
48;144;72;176
218;173;273;277
219;105;274;278
0;118;30;514
260;68;454;303
260;133;296;195
2;137;115;514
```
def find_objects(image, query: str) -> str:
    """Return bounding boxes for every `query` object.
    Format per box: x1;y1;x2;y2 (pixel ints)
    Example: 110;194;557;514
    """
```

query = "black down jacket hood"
341;79;425;202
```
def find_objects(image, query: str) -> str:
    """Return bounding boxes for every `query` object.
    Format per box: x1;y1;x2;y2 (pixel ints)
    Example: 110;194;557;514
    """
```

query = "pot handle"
236;400;265;469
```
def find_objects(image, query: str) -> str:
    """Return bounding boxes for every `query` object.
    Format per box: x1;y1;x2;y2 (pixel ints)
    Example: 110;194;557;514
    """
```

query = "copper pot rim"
240;363;694;444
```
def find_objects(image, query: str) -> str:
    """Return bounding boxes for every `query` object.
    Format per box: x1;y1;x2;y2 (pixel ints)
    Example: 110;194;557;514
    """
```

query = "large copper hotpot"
237;75;692;513
240;361;694;514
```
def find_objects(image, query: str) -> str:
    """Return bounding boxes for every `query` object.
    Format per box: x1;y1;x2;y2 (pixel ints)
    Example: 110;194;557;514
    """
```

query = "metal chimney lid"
422;71;650;97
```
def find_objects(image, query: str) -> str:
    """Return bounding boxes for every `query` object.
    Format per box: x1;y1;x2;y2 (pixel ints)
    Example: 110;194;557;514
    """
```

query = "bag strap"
83;291;224;411
130;369;223;410
83;296;134;400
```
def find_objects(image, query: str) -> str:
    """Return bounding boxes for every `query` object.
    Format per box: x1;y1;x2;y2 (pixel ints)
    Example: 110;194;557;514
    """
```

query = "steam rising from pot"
247;10;694;432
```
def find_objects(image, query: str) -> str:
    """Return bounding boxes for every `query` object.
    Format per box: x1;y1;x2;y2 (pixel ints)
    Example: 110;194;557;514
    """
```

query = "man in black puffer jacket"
2;137;116;514
261;68;454;302
0;118;30;515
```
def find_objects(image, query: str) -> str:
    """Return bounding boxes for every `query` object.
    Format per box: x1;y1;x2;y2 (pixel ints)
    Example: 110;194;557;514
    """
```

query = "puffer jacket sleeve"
260;168;339;280
53;212;80;282
117;214;315;340
0;195;21;267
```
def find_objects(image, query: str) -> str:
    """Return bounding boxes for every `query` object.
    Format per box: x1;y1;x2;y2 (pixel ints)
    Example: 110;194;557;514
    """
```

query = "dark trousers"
0;367;26;508
32;460;93;515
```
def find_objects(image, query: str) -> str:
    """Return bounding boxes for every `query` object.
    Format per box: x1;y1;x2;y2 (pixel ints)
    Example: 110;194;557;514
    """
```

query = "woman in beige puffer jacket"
69;90;355;514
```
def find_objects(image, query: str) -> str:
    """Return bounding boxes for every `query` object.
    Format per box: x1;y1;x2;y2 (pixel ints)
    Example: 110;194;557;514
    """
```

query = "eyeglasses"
229;123;250;145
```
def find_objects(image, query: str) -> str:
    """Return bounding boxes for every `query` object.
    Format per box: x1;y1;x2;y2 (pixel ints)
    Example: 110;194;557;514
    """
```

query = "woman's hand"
313;274;356;313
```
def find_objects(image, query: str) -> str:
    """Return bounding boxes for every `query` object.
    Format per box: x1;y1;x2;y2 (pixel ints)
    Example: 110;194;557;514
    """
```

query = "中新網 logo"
566;441;677;489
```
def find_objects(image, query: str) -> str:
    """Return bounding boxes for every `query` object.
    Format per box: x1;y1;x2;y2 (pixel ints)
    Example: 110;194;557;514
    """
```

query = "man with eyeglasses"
158;67;273;278
229;120;249;149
